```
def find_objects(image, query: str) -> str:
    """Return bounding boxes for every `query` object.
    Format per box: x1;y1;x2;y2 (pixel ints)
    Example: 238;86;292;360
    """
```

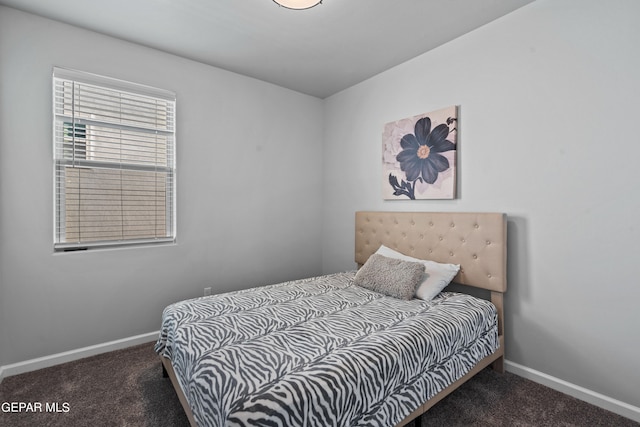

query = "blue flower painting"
382;106;457;199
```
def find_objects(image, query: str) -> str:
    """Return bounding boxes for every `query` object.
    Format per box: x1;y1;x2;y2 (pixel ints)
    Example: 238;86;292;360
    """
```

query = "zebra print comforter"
155;272;499;427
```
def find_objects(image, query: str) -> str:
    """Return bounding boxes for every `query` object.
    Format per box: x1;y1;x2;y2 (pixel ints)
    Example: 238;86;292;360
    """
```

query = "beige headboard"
355;211;507;293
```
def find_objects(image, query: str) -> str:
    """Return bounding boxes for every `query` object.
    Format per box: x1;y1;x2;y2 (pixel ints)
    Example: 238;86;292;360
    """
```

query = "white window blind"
53;68;176;250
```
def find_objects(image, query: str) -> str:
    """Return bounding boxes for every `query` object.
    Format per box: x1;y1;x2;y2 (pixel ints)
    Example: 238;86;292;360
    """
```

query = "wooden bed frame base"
395;337;504;427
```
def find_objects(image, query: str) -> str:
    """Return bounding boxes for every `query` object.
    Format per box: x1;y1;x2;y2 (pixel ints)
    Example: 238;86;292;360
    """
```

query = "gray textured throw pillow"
354;254;425;300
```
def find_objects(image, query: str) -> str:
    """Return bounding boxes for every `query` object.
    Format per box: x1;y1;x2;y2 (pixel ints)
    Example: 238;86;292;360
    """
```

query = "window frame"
52;67;177;251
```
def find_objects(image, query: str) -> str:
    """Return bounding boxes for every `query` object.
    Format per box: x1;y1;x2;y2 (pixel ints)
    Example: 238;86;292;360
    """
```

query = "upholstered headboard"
355;211;507;293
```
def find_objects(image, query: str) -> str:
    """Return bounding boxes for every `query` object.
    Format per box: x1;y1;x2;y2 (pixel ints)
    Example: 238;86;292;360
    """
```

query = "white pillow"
375;245;460;301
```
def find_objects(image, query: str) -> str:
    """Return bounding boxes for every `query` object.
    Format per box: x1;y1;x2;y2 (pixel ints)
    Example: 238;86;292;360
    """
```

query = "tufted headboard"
355;211;507;293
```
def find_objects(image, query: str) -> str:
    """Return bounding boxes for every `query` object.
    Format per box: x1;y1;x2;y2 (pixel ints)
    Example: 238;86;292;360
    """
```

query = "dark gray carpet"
0;343;636;426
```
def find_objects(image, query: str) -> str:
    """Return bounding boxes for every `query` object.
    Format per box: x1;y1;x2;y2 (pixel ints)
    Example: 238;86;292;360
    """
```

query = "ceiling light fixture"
273;0;322;10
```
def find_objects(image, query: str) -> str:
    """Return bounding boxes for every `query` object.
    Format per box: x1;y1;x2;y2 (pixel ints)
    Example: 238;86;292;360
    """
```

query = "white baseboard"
0;331;159;383
505;360;640;423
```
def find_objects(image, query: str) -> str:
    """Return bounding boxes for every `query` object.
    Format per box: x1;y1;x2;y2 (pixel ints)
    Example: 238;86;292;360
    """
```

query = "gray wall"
0;7;324;365
1;0;639;415
322;0;640;409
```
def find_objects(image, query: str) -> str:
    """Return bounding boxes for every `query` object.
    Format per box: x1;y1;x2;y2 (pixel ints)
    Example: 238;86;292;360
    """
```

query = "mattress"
155;272;499;427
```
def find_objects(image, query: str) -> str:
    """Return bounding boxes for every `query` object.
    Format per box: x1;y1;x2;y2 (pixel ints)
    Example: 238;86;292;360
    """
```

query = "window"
53;68;176;250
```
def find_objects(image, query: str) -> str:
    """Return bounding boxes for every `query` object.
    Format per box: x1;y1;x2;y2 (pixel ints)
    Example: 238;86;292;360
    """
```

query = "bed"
156;211;507;427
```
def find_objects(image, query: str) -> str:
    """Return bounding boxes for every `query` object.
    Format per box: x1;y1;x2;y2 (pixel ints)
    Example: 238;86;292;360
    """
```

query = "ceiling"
0;0;535;98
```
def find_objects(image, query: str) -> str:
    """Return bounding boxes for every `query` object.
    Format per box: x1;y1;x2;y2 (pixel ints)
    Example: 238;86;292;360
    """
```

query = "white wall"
0;6;324;365
322;0;640;411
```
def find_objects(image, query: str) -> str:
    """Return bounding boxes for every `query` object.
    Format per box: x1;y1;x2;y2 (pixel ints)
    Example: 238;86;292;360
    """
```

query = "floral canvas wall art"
382;106;457;200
